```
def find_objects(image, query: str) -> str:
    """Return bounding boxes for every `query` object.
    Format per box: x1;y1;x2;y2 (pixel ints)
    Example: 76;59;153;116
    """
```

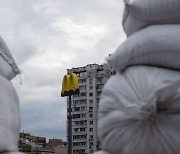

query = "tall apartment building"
67;63;113;154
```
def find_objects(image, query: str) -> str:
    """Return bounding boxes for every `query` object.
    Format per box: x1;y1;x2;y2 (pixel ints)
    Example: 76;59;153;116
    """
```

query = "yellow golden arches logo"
61;73;79;97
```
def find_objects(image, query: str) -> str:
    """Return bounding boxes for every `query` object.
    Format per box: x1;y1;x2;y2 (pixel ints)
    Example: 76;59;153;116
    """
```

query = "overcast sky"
1;0;126;141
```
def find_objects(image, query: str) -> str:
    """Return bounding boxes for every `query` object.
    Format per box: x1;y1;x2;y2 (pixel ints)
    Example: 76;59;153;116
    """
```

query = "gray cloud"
20;100;67;140
1;0;126;140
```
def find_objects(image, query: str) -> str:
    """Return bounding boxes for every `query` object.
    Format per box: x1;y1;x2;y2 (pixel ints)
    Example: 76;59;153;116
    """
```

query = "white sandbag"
7;152;24;154
98;66;180;154
123;0;180;36
0;56;18;81
0;36;20;80
94;150;111;154
0;75;20;152
107;25;180;71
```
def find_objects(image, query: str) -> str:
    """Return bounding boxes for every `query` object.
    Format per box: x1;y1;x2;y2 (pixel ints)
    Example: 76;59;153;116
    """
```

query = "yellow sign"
61;73;79;97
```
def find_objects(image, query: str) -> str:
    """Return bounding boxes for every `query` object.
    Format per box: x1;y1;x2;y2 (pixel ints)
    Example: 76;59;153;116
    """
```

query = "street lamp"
61;73;79;154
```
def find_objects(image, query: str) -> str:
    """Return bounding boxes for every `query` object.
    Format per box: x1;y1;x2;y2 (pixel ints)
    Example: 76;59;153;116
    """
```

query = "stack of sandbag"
0;36;22;153
95;0;180;154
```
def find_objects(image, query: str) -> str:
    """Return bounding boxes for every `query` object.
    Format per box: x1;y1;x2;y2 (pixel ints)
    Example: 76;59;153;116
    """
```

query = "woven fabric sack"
94;150;111;154
123;0;180;36
0;75;20;152
98;66;180;154
0;36;20;80
107;25;180;71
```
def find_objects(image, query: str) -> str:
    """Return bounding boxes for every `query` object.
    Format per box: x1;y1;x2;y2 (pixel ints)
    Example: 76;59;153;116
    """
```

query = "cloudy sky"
1;0;126;140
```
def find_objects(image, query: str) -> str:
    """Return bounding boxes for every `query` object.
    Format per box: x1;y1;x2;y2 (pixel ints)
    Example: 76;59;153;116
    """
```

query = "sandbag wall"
0;36;21;153
95;0;180;154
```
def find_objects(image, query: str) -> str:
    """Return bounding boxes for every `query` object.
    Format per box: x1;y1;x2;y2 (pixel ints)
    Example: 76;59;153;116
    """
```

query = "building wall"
47;139;67;148
67;64;112;154
54;145;67;154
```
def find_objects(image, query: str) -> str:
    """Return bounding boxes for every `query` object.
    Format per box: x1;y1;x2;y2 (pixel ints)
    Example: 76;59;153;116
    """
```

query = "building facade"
19;133;67;154
67;64;113;154
19;133;46;153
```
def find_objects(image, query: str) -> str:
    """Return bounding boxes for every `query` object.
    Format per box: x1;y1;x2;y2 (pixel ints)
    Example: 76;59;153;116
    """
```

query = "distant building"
19;133;67;154
54;145;67;154
67;63;113;154
19;133;46;146
47;138;67;148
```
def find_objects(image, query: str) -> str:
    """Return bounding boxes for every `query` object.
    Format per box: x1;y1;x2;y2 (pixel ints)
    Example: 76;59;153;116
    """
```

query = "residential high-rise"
67;64;113;154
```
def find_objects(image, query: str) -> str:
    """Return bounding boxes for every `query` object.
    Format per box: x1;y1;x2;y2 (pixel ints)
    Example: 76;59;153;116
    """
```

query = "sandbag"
94;151;111;154
0;36;20;80
7;152;24;154
123;0;180;36
98;66;180;154
0;75;20;152
107;25;180;71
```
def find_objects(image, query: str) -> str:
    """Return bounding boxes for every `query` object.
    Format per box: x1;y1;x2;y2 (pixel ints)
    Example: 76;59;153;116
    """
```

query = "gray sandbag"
0;36;20;80
123;0;180;36
0;75;20;152
107;25;180;71
98;66;180;154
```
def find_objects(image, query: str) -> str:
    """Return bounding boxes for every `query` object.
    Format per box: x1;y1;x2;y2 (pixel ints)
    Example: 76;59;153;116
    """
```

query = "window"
79;79;86;83
73;114;80;119
111;70;116;75
74;120;87;126
89;107;93;112
89;86;93;90
89;121;93;125
73;134;87;139
97;84;103;89
80;92;86;97
73;128;79;132
79;149;85;154
73;100;87;106
89;141;93;148
89;100;93;105
97;98;99;103
73;94;79;97
97;77;103;83
79;99;87;105
81;113;86;118
89;114;93;117
73;101;77;106
80;128;86;132
97;91;102;96
89;93;93;97
90;135;93;139
73;107;80;111
89;79;93;84
79;85;86;90
81;106;86;111
90;128;93;132
81;142;86;146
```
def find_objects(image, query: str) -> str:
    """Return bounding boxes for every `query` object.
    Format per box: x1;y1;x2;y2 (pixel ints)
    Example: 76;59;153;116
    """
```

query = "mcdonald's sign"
61;73;80;97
